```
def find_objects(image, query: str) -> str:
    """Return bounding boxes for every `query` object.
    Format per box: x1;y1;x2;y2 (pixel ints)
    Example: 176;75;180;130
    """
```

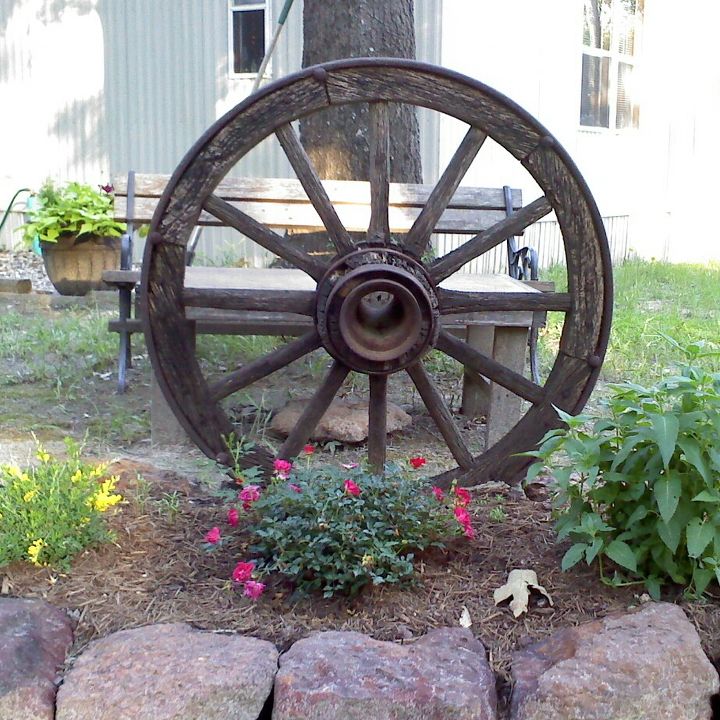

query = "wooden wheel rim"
141;57;613;485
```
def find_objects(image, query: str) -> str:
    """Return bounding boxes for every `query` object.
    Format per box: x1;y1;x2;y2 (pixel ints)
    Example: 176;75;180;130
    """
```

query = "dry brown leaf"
493;569;553;618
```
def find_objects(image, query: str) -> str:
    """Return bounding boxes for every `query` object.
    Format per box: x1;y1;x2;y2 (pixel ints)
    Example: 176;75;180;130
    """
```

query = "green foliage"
244;464;465;598
19;180;126;244
526;340;720;598
0;439;123;570
539;261;720;384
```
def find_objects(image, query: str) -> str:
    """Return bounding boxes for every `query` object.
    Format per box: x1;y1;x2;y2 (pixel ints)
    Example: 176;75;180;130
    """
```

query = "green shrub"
526;341;720;598
211;454;474;599
0;439;123;569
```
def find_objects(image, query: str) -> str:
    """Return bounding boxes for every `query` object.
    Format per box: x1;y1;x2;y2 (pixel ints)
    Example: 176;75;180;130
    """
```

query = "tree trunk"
300;0;422;185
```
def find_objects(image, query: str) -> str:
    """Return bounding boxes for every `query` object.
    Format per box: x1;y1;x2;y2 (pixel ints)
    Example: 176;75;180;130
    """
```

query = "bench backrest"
113;173;521;236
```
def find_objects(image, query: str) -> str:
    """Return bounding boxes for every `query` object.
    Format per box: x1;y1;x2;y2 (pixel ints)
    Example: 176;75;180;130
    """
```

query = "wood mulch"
5;455;720;696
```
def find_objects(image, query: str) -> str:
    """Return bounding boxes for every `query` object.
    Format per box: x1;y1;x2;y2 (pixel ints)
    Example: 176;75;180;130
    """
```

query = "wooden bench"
104;171;543;447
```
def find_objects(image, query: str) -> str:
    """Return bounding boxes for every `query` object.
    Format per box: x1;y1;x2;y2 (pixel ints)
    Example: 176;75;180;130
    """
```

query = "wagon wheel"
141;58;612;487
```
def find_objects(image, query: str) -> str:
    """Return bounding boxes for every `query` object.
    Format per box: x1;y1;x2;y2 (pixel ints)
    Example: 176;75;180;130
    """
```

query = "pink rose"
341;462;359;470
204;527;221;544
232;561;255;583
463;523;475;540
239;484;261;504
273;459;293;478
455;487;471;507
432;486;444;501
344;479;361;497
454;506;471;526
243;580;266;600
227;508;239;527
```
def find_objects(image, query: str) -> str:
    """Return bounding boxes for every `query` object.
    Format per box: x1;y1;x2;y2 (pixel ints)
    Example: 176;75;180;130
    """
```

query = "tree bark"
300;0;422;184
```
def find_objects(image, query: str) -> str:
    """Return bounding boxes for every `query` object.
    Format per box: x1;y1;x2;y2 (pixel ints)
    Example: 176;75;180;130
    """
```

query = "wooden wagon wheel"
141;58;612;487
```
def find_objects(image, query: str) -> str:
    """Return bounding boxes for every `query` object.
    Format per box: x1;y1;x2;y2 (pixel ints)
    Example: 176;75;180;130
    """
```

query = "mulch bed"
5;456;720;693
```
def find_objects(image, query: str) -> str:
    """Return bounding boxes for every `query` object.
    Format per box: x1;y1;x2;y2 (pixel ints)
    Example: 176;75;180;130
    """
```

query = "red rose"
409;456;426;469
344;479;361;497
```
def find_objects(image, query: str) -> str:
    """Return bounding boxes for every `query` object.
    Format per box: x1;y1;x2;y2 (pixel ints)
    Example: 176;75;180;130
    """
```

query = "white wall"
439;0;720;263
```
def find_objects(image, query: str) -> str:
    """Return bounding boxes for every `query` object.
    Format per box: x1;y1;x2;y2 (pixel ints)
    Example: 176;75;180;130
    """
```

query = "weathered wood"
117;195;510;234
523;145;610;360
183;288;315;315
323;63;542;158
405;126;487;257
431;196;553;282
209;330;321;401
486;326;529;447
406;361;474;469
461;325;493;418
436;329;546;405
0;278;32;293
368;374;388;474
438;289;571;314
114;174;522;211
367;102;391;243
275;123;355;254
203;194;325;280
134;58;611;484
277;360;350;460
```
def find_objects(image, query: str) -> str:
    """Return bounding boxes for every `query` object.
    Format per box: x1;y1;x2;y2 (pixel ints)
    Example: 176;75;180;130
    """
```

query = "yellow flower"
36;449;50;463
5;465;23;479
71;469;83;483
90;475;123;512
27;538;45;566
89;462;109;479
361;554;375;568
23;489;38;503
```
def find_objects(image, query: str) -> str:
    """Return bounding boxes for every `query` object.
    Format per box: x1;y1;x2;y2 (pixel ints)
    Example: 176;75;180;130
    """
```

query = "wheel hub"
316;248;439;374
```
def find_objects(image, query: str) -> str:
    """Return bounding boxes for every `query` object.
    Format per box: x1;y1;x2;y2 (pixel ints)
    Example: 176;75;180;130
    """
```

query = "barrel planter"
41;234;120;296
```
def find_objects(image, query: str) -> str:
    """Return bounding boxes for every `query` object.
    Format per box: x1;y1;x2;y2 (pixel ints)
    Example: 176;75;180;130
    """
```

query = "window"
580;0;643;129
230;0;267;75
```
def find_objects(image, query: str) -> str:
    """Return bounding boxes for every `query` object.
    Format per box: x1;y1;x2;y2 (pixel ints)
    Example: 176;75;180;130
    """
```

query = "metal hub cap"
316;248;439;374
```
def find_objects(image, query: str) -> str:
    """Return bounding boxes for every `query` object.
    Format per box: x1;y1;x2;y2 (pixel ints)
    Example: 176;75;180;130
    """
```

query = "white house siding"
0;0;442;261
439;0;720;265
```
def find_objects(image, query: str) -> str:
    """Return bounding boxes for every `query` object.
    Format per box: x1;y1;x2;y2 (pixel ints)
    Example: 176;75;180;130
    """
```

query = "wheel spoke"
436;330;546;405
405;127;487;258
209;330;321;402
368;374;388;474
367;101;390;244
438;288;572;314
430;196;552;283
184;287;316;315
277;360;350;460
276;123;355;255
406;361;474;469
204;194;325;280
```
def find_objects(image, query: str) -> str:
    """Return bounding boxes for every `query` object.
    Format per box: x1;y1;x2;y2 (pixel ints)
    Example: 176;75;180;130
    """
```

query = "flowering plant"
0;438;122;570
19;180;126;245
210;458;475;598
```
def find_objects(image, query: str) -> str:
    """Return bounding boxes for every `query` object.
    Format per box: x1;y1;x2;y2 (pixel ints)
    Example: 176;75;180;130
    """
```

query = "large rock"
511;601;719;720
273;628;496;719
56;623;278;720
271;398;411;443
0;597;74;720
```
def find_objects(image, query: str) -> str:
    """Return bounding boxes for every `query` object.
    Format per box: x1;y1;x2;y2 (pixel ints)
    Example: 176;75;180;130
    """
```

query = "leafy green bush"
20;180;126;244
0;439;123;569
526;341;720;598
209;452;474;598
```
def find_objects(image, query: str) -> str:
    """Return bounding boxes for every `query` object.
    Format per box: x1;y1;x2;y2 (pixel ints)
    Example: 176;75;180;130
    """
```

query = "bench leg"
486;326;529;448
116;286;133;393
150;321;195;446
461;325;493;418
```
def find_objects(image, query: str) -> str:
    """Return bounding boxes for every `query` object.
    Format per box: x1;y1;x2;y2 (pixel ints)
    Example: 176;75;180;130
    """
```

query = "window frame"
580;0;643;132
227;0;271;79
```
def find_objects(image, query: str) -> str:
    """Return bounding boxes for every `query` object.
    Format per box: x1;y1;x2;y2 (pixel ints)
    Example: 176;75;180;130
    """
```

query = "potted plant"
20;180;126;295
